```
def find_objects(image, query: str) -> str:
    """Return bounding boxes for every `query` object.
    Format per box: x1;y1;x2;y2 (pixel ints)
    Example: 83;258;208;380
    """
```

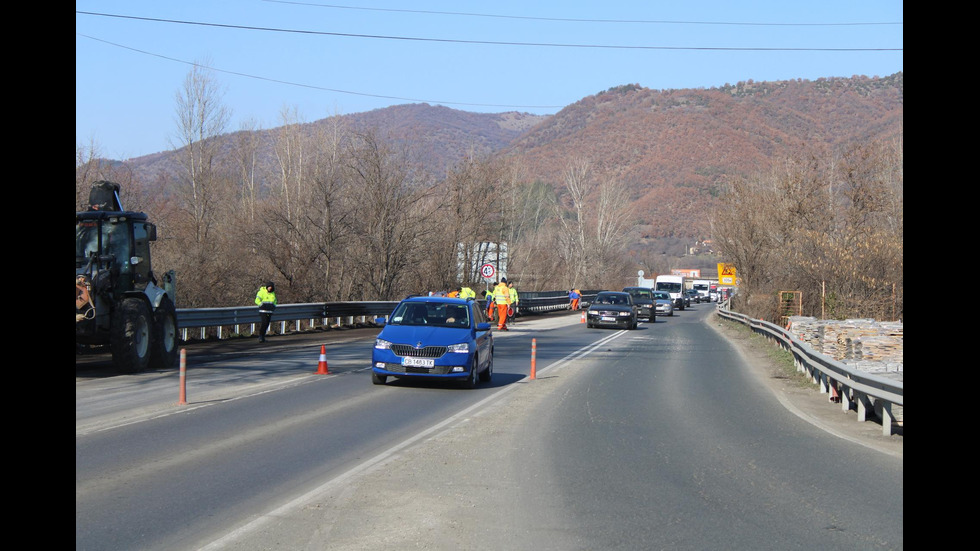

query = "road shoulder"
705;310;903;459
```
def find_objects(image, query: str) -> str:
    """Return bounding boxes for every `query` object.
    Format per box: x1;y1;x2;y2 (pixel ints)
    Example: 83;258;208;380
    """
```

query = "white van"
692;280;711;301
655;275;687;310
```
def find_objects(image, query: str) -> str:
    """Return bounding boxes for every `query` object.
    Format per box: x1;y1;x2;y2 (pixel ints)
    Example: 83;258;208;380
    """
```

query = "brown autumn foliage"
712;140;903;322
76;72;902;311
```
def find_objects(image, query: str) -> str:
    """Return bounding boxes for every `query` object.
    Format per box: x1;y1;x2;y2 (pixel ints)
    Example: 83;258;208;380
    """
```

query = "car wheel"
462;359;479;389
371;372;387;385
479;349;493;383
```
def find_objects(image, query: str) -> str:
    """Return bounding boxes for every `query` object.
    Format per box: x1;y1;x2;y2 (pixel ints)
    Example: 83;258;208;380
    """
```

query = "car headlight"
375;338;392;350
447;342;469;353
619;311;632;316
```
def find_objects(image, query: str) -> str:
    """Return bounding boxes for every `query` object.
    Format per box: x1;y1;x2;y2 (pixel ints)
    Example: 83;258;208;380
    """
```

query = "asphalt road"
76;306;902;550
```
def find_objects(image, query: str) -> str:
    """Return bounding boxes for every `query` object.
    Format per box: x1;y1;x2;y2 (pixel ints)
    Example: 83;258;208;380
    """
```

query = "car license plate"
402;357;434;368
601;316;616;322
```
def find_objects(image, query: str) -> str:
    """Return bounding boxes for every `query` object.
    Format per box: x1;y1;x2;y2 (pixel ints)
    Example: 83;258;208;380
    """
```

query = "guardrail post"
880;402;894;436
840;383;854;411
856;393;870;422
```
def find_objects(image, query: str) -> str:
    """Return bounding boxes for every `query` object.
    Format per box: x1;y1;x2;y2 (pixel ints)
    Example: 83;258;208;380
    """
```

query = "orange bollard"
829;380;841;403
530;338;536;380
177;349;187;405
316;344;330;374
580;311;586;323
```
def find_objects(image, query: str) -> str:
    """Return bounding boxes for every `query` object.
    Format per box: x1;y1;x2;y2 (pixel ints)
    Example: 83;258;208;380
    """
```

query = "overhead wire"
76;11;903;51
261;1;902;27
76;8;901;110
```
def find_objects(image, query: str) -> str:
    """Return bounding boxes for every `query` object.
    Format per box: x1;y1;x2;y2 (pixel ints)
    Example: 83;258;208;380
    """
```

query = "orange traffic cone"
316;344;330;374
580;311;586;323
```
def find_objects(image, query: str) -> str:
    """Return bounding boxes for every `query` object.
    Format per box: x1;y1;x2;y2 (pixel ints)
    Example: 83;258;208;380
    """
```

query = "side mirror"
476;322;491;331
374;317;387;326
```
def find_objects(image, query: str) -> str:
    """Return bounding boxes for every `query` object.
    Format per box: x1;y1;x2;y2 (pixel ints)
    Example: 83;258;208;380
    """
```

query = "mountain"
121;72;902;242
500;74;903;237
125;104;550;185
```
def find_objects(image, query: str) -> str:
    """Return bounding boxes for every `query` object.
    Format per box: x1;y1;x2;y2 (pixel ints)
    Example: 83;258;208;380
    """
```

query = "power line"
262;1;903;27
76;33;566;109
76;11;903;51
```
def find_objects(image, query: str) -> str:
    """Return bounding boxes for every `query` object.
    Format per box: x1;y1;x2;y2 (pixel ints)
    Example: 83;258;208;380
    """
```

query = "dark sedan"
623;286;656;322
684;289;701;305
587;291;638;329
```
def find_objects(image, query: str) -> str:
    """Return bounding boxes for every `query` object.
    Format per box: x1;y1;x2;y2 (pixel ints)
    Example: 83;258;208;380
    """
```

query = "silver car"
653;290;674;316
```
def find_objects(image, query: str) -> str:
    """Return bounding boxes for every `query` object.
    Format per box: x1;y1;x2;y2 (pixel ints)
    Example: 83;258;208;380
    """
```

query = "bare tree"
170;59;230;244
234;118;263;223
711;141;903;321
76;138;137;210
345;131;436;299
552;158;636;288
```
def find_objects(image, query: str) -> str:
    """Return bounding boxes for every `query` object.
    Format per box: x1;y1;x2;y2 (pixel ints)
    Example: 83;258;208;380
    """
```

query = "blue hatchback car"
372;296;494;388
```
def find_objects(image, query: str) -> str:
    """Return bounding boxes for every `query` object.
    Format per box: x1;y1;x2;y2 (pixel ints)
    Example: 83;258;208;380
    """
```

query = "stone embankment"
786;316;903;426
786;316;903;381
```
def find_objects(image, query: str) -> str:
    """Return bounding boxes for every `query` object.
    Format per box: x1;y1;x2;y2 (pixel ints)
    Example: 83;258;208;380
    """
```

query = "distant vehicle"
622;286;656;322
587;291;638;330
692;279;711;302
371;296;493;388
655;275;686;310
684;289;700;305
652;290;674;316
709;290;719;302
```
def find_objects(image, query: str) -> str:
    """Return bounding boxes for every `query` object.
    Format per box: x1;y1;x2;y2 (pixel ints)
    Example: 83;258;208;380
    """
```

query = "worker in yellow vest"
459;286;476;300
507;280;519;320
493;278;511;330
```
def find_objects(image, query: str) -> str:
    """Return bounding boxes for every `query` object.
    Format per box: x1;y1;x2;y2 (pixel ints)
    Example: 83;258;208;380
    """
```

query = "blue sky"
76;1;903;161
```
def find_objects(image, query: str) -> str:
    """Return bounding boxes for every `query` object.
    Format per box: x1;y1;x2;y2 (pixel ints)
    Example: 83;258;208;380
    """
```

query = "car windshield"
595;294;629;305
626;289;652;300
389;301;470;328
656;282;682;293
654;292;670;300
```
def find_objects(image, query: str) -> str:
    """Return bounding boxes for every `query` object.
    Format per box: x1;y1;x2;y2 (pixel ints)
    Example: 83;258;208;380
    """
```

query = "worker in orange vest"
493;278;511;330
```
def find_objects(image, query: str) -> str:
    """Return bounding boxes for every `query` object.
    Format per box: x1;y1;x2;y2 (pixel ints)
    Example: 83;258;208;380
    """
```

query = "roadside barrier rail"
717;302;903;436
174;292;596;340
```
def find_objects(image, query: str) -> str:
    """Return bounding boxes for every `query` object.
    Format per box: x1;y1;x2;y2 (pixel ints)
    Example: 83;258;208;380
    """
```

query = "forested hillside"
76;72;902;318
503;74;903;239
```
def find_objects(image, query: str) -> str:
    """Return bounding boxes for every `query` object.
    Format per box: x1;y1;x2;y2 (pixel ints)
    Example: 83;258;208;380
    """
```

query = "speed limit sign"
480;263;495;279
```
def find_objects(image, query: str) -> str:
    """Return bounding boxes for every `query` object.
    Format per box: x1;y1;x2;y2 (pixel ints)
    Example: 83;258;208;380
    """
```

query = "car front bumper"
587;312;634;328
372;350;474;379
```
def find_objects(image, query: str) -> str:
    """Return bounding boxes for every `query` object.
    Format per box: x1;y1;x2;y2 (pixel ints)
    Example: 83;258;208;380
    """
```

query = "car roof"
597;291;628;296
401;296;470;305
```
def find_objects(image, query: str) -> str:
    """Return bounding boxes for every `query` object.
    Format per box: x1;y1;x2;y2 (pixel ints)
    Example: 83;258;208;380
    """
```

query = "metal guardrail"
716;301;903;436
175;293;592;340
